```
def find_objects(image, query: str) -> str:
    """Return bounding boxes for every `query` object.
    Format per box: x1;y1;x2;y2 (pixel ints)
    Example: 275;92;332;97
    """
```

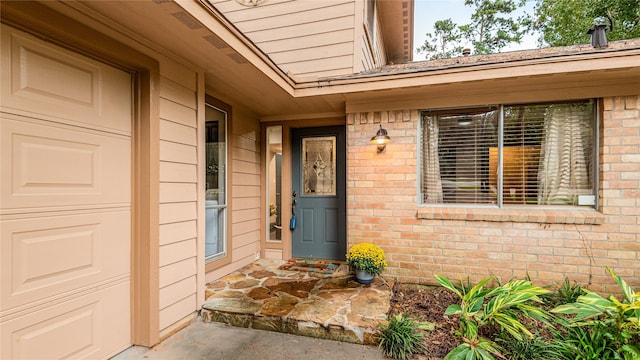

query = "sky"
412;0;538;61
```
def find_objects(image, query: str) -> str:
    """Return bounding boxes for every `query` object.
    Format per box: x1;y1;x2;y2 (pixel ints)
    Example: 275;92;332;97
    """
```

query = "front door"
291;126;346;260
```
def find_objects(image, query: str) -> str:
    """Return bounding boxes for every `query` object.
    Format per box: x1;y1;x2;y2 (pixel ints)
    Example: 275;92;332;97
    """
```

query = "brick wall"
346;96;640;295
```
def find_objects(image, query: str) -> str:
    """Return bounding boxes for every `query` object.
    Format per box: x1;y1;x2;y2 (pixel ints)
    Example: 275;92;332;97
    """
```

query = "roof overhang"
377;0;414;64
7;0;638;120
295;42;640;112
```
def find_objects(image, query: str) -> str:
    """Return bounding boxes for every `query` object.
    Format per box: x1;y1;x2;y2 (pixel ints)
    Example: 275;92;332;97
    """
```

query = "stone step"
201;260;392;345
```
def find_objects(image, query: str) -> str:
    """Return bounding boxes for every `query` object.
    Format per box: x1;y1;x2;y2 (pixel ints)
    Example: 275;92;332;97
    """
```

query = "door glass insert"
266;126;282;241
205;104;227;262
302;136;336;196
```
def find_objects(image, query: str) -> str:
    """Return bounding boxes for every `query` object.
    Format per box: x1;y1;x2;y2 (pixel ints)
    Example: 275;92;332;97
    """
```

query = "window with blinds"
420;100;596;207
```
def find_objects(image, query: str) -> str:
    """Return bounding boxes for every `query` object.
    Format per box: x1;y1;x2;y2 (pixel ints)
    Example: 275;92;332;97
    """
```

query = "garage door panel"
1;24;133;358
1;280;130;360
1;116;130;210
0;25;131;135
1;210;130;312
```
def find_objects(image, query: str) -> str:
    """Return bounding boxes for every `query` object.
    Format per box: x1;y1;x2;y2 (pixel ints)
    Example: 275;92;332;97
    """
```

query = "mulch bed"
388;283;461;360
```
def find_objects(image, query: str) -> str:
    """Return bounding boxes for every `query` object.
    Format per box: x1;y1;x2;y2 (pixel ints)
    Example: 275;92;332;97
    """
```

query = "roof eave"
377;0;414;64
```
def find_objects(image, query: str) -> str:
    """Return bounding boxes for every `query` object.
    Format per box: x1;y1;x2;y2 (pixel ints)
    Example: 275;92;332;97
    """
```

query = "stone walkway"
201;259;393;345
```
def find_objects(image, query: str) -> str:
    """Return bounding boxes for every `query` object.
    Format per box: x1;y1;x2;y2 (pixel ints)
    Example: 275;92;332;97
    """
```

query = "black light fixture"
370;124;391;153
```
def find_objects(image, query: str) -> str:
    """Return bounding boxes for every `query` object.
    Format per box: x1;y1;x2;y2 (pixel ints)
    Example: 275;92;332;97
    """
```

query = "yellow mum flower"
345;243;387;276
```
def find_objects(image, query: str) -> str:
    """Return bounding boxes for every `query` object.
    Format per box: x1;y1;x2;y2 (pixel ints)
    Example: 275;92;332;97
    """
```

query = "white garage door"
1;25;132;359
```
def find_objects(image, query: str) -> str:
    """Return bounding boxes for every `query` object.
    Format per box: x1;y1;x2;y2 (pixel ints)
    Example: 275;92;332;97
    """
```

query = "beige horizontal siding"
159;239;197;266
160;140;197;164
244;16;354;43
157;70;199;333
280;55;355;78
159;98;196;128
213;0;357;77
213;0;351;21
229;109;261;270
159;257;197;289
359;13;385;72
159;220;197;246
234;2;354;33
160;162;197;183
258;29;353;53
231;219;260;236
159;276;197;310
270;42;354;64
159;294;197;330
160;120;197;145
159;183;197;203
159;202;197;224
232;185;260;197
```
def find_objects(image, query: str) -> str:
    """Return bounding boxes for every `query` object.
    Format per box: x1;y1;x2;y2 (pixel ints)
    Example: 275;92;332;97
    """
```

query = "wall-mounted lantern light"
370;124;391;153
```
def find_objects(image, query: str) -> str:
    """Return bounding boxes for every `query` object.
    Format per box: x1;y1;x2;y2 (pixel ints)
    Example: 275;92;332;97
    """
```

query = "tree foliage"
461;0;531;54
416;0;640;60
416;19;464;59
535;0;640;47
417;0;531;59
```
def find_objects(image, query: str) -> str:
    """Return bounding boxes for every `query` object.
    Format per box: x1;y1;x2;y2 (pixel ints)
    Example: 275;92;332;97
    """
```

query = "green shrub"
435;275;550;360
496;332;564;360
551;323;622;360
378;313;432;360
545;277;584;306
551;267;640;359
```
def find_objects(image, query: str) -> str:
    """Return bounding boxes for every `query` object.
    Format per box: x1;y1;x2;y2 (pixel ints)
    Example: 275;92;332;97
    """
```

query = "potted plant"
346;243;387;284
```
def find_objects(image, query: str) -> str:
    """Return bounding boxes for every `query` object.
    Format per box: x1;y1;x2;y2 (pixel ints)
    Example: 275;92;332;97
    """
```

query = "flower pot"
355;269;375;284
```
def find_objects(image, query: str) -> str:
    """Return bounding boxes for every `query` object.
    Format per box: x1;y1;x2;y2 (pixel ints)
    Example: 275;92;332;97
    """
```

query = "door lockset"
290;191;297;230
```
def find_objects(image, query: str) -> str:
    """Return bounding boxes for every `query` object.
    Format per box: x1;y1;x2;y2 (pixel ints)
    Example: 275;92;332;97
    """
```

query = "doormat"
278;258;341;274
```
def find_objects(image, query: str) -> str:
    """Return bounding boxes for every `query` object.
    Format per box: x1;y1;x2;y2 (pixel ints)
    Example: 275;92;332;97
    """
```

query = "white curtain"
538;105;590;205
423;115;443;203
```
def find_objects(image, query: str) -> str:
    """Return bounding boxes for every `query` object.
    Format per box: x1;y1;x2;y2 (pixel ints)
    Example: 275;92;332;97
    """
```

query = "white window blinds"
421;100;596;207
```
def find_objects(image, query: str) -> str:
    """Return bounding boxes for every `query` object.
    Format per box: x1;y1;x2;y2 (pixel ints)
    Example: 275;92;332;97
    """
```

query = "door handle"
290;191;297;230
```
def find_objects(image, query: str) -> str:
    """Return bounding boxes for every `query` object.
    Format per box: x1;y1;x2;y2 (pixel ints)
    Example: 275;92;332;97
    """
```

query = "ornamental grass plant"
345;243;387;276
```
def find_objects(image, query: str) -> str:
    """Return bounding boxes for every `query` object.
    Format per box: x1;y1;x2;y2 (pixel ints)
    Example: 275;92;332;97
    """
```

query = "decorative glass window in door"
266;126;282;241
205;104;227;262
302;136;336;196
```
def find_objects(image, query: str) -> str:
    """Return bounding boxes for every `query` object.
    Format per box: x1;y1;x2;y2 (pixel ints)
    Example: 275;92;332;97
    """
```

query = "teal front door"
291;126;346;260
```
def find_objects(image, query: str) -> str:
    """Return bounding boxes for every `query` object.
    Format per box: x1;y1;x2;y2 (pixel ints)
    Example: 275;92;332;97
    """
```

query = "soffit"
377;0;414;63
59;0;346;120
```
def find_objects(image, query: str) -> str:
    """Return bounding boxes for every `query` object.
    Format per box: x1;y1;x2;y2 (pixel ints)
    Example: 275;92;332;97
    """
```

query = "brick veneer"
346;96;640;294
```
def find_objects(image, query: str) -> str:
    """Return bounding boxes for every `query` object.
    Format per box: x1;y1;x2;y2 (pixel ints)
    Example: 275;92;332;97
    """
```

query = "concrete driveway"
111;320;386;360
